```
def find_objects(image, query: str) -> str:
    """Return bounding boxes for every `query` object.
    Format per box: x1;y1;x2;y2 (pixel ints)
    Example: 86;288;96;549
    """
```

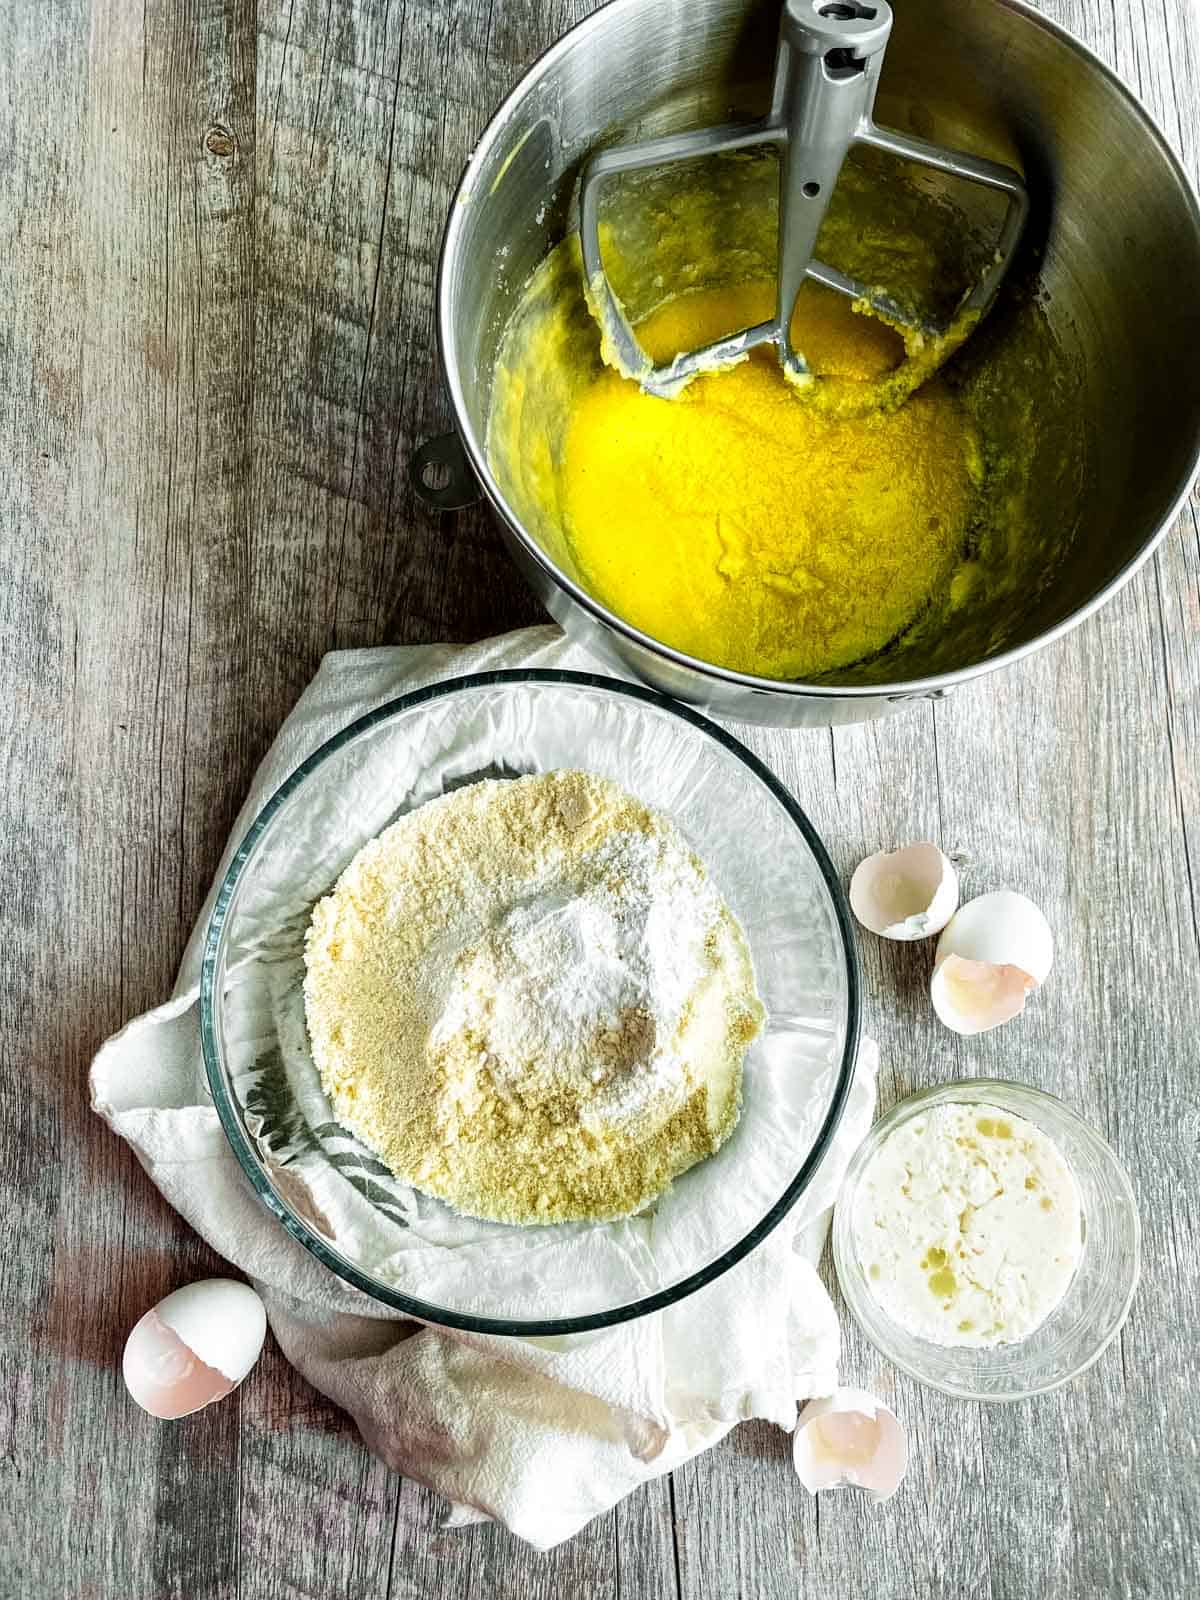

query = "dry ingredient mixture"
303;770;764;1225
851;1102;1083;1347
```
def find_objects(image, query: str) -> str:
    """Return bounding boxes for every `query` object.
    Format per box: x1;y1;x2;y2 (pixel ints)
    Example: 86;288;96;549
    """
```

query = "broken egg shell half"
931;890;1054;1035
123;1278;266;1419
793;1387;908;1503
849;843;959;941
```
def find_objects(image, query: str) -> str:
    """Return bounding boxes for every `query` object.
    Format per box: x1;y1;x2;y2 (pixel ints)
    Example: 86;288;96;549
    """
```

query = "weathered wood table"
2;0;1198;1594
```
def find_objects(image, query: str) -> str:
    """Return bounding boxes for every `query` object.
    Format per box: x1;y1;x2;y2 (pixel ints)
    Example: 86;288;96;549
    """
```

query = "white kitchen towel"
91;625;877;1551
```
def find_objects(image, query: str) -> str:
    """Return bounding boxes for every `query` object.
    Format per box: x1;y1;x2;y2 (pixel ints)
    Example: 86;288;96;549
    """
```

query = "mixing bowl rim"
438;0;1200;703
199;667;863;1336
830;1077;1142;1401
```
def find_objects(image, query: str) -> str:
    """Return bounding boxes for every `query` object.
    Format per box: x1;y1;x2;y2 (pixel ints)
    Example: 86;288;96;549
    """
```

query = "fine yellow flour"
303;771;764;1225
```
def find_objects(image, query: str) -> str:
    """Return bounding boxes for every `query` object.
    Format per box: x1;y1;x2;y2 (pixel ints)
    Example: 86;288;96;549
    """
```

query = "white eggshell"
158;1279;267;1381
793;1387;908;1503
930;890;1054;1034
934;890;1054;981
849;844;959;941
123;1278;266;1420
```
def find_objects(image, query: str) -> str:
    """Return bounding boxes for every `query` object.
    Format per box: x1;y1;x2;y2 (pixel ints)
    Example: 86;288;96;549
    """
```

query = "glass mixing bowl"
200;670;859;1335
832;1080;1140;1400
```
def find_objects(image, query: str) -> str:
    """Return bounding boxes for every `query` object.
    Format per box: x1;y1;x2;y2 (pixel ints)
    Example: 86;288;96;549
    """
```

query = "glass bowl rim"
832;1077;1141;1401
200;667;862;1336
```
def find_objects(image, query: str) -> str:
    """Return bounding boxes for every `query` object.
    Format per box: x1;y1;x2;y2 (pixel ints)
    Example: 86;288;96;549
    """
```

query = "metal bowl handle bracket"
410;432;481;511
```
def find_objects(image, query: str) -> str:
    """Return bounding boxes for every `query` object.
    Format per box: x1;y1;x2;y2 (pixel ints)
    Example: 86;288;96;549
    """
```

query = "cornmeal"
303;771;764;1225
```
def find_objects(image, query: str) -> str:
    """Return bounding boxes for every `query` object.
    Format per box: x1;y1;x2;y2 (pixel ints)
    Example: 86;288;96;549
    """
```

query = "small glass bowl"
832;1080;1140;1401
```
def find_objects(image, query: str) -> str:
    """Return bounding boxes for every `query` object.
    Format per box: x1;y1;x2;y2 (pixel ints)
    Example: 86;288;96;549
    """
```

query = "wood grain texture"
0;0;1197;1595
2;0;256;1596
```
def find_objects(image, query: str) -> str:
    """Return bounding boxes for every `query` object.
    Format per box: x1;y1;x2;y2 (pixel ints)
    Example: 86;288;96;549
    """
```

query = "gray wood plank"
238;1340;398;1600
249;0;543;754
386;1464;677;1598
78;0;259;1589
0;0;259;1595
389;1483;622;1600
0;2;92;1580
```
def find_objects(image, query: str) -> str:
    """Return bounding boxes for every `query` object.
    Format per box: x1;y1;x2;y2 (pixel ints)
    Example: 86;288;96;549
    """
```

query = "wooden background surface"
2;0;1198;1595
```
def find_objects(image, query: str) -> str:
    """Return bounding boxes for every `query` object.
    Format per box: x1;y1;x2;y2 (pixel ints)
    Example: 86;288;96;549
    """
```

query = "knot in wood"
204;125;236;159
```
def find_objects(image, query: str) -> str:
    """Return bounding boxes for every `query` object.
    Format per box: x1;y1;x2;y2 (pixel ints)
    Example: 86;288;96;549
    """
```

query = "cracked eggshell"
123;1278;267;1419
931;890;1054;1035
849;843;959;941
793;1387;908;1503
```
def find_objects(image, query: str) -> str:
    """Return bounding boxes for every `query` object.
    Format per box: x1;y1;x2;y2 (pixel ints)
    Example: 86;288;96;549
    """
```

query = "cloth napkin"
90;625;877;1551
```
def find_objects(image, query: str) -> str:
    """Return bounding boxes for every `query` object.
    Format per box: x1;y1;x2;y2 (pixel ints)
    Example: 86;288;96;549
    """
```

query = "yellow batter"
560;281;982;679
486;152;1079;684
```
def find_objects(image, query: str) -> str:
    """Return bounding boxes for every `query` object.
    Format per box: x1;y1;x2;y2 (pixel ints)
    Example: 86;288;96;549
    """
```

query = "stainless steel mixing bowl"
419;0;1200;726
